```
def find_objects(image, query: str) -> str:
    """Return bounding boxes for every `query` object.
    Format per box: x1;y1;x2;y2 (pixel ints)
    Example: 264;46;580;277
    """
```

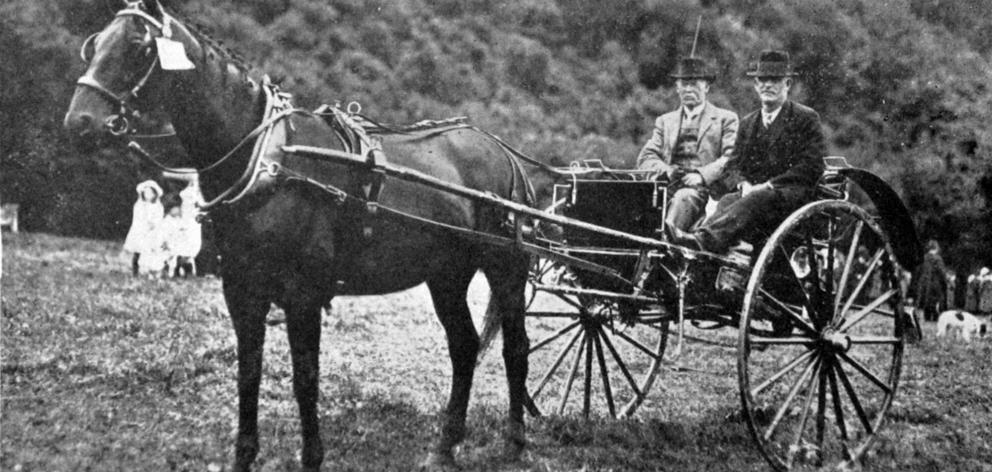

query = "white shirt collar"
682;103;704;121
762;106;783;126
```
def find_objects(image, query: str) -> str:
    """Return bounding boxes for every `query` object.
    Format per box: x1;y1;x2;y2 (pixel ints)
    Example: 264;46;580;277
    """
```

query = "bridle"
76;4;182;136
74;2;306;198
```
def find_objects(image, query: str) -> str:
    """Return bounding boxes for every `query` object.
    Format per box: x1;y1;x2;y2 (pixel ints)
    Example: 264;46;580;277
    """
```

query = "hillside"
2;0;992;270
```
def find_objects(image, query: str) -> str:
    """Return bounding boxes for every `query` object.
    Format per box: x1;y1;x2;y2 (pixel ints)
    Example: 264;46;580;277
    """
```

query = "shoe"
663;222;704;251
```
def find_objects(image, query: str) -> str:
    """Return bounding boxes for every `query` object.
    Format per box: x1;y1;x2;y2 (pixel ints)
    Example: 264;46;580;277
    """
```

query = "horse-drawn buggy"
64;2;920;471
519;159;919;471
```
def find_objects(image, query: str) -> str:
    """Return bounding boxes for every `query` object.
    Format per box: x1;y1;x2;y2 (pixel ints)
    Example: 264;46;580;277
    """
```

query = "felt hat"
670;57;716;81
746;49;796;77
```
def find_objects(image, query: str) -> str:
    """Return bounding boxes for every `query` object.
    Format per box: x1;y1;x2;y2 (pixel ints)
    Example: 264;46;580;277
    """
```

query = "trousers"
694;185;815;253
667;186;710;231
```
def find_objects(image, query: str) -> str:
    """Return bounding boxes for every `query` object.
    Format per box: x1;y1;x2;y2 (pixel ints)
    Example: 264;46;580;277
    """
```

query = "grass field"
2;232;990;471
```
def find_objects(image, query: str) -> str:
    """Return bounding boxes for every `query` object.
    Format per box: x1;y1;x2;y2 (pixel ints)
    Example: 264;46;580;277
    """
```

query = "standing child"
123;180;164;276
160;203;191;277
176;178;203;276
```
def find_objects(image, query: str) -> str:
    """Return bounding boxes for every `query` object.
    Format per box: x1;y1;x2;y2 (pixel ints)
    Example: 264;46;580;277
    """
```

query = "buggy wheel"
525;269;669;419
738;200;905;471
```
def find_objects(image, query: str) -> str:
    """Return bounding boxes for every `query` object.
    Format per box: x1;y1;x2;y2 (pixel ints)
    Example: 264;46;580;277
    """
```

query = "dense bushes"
2;0;991;270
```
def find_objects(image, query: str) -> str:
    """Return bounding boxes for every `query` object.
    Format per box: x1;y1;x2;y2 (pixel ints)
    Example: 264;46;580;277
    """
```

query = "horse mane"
169;9;254;77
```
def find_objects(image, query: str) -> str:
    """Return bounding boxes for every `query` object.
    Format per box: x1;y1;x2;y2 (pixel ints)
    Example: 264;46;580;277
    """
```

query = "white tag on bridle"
155;37;195;70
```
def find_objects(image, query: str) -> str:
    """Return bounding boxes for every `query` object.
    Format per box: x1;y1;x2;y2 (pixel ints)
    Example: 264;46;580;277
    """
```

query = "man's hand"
680;171;704;187
655;166;686;183
740;181;773;196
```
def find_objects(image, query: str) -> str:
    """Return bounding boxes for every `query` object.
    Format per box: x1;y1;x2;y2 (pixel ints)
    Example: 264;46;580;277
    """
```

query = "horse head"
64;0;197;141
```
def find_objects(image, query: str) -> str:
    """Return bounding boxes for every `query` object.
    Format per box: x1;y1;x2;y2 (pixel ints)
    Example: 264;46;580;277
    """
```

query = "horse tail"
477;301;501;362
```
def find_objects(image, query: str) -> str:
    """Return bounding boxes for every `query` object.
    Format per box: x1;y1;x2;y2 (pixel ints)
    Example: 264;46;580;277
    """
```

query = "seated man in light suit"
637;56;739;231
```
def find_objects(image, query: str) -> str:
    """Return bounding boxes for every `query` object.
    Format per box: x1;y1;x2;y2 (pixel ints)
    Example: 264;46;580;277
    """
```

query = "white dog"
936;310;988;342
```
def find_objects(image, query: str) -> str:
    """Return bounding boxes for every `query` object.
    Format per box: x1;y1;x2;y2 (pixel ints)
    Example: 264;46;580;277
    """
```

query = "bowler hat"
746;50;796;77
670;57;716;81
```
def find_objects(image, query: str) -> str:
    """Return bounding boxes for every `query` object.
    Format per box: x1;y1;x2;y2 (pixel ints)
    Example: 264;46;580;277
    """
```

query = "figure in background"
175;178;203;276
637;56;739;231
965;270;979;312
914;239;948;322
160;203;193;278
979;267;992;315
945;273;957;309
123;180;164;276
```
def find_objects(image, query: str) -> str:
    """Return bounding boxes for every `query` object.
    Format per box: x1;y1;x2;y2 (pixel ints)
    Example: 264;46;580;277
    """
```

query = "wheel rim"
738;200;905;471
526;266;669;419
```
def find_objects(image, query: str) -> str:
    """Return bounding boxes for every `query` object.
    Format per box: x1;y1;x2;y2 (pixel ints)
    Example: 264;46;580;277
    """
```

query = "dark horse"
64;1;531;470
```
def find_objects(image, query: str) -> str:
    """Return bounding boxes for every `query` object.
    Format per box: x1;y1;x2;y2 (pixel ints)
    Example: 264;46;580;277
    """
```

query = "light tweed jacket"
636;101;739;190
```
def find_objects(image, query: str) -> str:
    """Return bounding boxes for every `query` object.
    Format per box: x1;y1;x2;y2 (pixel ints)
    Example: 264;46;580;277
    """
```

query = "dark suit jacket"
724;100;827;190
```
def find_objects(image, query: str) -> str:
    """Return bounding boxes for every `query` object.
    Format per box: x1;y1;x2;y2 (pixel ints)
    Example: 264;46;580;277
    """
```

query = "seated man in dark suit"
668;50;826;253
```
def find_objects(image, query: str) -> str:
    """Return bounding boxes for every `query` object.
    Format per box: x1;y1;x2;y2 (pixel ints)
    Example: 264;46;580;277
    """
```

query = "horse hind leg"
225;287;270;472
284;300;326;471
483;254;530;460
422;269;479;470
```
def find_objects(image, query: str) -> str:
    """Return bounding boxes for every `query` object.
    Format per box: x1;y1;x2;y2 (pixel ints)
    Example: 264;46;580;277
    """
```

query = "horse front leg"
225;286;270;472
284;302;325;471
422;272;478;470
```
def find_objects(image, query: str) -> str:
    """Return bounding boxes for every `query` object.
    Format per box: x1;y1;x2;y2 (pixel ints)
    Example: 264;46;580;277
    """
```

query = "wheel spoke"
763;353;820;441
597;325;643;398
825;216;837;312
582;332;594;417
551;291;585;311
592;328;616;417
529;320;581;354
815;359;828;467
557;331;587;415
803;227;824;327
786;358;822;469
834;221;864;314
834;361;874;435
751;349;817;397
758;289;818;335
614;330;663;360
532;327;584;400
848;336;901;345
837;352;894;394
838;249;884;322
750;336;818;346
826;359;850;442
838;289;897;332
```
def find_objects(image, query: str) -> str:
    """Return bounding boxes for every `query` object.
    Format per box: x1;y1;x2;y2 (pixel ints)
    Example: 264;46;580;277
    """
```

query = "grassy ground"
2;232;990;471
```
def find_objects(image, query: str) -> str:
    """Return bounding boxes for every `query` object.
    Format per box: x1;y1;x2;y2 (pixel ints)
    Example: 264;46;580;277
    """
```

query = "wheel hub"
820;328;851;352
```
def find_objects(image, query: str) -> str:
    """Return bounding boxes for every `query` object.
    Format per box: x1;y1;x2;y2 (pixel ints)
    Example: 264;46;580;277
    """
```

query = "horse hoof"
419;452;459;472
502;440;525;462
502;420;526;461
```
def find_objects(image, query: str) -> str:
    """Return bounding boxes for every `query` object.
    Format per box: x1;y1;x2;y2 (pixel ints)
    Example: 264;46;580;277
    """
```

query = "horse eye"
80;32;99;63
